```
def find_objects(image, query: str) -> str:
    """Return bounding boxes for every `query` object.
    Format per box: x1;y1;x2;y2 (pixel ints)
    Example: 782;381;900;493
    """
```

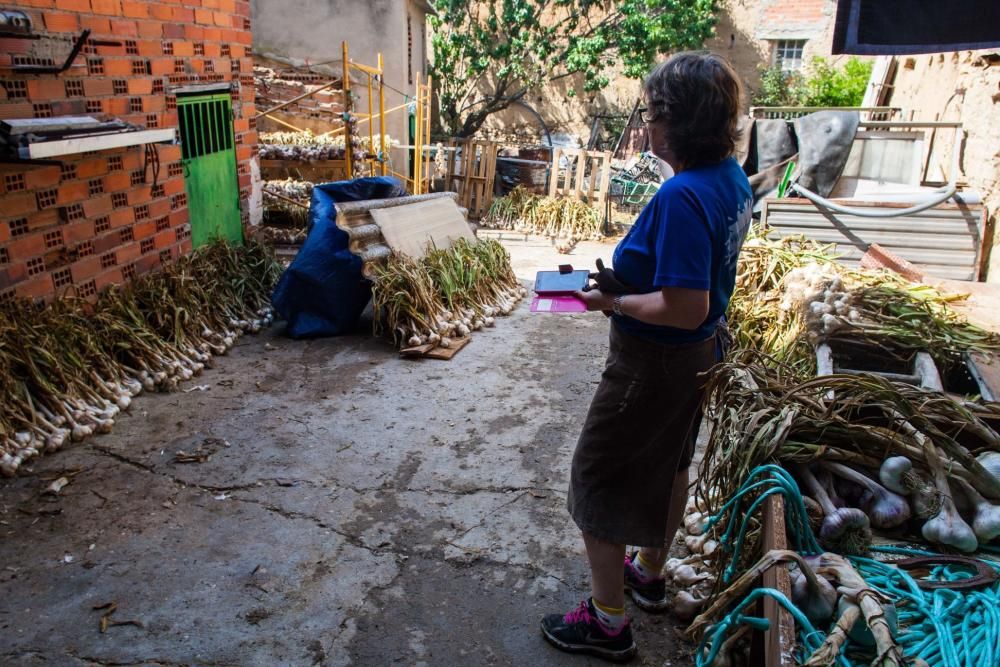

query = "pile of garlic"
779;263;860;340
666;494;723;621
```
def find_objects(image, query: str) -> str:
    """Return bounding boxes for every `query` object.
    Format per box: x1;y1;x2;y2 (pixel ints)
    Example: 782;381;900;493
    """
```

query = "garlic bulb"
672;590;707;621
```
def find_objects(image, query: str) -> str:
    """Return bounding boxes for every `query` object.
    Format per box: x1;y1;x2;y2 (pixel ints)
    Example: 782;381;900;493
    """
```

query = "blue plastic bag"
270;177;406;338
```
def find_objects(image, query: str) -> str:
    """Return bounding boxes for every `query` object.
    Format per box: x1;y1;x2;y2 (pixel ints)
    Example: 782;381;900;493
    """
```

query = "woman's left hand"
574;289;614;313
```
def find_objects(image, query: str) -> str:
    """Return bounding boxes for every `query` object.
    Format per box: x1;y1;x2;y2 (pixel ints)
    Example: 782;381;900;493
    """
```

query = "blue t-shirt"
611;157;752;344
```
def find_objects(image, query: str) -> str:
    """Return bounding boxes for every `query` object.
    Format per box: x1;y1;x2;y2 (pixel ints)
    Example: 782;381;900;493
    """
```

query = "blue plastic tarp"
271;177;407;338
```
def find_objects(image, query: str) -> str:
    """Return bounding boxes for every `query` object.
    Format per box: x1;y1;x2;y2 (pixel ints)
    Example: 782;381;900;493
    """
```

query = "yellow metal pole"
414;71;422;195
425;75;432;193
378;52;386;176
342;40;353;179
366;71;374;177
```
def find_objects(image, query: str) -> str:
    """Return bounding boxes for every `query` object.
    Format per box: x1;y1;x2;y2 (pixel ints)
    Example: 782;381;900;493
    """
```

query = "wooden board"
399;336;470;360
752;494;797;667
369;197;474;260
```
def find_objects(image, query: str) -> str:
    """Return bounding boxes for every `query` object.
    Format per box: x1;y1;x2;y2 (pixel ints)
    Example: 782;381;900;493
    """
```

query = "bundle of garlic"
259;130;393;162
0;240;282;477
481;186;603;242
370;238;526;349
264;178;314;202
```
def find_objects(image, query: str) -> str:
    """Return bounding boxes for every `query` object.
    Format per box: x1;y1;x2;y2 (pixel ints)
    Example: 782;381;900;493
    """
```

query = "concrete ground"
0;236;695;666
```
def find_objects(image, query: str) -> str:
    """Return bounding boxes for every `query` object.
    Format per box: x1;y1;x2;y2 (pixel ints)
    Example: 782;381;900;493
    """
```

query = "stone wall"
886;51;1000;281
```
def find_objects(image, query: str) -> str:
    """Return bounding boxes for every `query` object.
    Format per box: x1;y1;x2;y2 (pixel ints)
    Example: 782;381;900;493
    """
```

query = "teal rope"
701;470;1000;667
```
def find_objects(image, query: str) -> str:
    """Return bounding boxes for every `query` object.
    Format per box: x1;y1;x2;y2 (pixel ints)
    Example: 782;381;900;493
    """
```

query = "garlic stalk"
822;461;911;529
789;558;838;624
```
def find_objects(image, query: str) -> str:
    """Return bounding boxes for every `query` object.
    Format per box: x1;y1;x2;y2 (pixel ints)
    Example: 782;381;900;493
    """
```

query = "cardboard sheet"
369;197;474;259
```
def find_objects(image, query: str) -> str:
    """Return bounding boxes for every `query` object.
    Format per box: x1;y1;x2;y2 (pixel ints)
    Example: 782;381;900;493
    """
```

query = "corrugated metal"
762;199;983;281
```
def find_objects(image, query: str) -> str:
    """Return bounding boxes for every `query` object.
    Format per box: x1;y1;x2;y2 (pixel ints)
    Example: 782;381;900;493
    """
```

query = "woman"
541;52;752;662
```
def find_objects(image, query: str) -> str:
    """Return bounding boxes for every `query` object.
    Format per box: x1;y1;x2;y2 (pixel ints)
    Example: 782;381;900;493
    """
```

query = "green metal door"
177;93;243;247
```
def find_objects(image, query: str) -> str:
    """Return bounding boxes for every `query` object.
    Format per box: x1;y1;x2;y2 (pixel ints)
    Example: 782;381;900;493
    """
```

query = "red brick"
183;24;203;40
104;172;130;192
110;209;133;228
179;238;192;254
70;255;102;283
3;193;37;217
172;40;193;57
144;96;165;112
116;242;141;263
148;197;171;219
128;79;152;95
213;11;230;26
137;21;162;38
218;0;236;12
158;144;182;162
133;220;155;239
17;275;52;300
162;178;185;196
150;4;173;20
64;220;95;243
75;157;108;179
103;58;132;76
135;252;160;274
128;186;151;205
90;0;120;15
0;222;8;244
43;11;79;32
25;167;61;190
149;57;174;75
93;232;118;254
51;100;87;116
105;97;129;115
53;0;87;11
57;182;88;205
168;210;187;228
80;16;112;34
8;232;46;262
0;38;32;54
83;78;114;97
95;267;123;291
204;27;222;41
121;1;149;18
194;8;213;24
138;40;162;57
109;19;138;36
83;195;113;218
28;209;60;232
153;229;174;249
26;78;65;100
0;102;34;120
162;22;185;39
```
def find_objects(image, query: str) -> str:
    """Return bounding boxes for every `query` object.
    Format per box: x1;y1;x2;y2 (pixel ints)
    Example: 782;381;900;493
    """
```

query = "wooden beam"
254;79;341;120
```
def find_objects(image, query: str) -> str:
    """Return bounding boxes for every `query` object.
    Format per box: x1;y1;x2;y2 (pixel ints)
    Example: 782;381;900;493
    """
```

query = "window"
772;40;806;71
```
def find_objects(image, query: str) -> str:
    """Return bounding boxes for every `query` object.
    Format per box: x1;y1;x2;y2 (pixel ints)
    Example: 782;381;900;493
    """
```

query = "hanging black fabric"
832;0;1000;55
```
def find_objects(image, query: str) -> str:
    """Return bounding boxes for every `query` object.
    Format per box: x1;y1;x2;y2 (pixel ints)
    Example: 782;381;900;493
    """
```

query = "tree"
429;0;719;137
751;57;873;108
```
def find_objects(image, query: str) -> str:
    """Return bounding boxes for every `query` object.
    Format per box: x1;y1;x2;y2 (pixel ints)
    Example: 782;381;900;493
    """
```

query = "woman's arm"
575;287;709;331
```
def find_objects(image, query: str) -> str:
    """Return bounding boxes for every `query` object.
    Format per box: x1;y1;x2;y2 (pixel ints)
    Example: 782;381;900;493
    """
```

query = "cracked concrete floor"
0;238;694;666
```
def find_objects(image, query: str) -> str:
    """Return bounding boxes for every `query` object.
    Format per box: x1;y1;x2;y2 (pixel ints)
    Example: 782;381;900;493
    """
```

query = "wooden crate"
548;147;612;210
444;139;498;220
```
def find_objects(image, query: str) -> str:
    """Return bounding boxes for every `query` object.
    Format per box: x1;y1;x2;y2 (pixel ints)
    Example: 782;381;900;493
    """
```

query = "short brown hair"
644;52;743;167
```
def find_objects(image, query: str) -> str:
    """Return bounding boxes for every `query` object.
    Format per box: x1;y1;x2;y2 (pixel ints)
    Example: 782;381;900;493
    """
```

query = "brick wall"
0;0;257;303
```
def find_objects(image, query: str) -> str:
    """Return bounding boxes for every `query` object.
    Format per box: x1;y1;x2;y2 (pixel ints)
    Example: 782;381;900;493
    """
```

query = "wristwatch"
612;295;626;317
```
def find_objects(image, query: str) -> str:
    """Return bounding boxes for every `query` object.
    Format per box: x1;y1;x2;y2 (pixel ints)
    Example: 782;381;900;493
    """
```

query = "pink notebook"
530;295;587;313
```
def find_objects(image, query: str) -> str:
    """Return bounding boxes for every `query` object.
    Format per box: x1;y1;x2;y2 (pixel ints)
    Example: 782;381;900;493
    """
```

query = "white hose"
789;126;963;219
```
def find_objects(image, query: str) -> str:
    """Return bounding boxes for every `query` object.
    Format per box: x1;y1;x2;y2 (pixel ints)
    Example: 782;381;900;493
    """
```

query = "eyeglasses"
638;105;658;123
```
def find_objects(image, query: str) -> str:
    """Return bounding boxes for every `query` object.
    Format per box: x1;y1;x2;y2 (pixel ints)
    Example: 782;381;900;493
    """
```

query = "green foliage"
752;57;872;108
429;1;719;137
799;57;872;107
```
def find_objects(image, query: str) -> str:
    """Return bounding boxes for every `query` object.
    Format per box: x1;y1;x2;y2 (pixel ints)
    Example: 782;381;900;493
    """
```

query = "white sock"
591;597;627;632
631;551;662;581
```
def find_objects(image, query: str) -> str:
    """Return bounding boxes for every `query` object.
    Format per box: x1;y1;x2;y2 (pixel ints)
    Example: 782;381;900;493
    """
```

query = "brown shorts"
567;322;717;547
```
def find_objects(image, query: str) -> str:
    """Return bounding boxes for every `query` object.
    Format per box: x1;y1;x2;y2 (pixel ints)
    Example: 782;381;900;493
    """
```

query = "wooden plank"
368;196;474;259
549;148;562;198
759;494;796;667
400;336;471;360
